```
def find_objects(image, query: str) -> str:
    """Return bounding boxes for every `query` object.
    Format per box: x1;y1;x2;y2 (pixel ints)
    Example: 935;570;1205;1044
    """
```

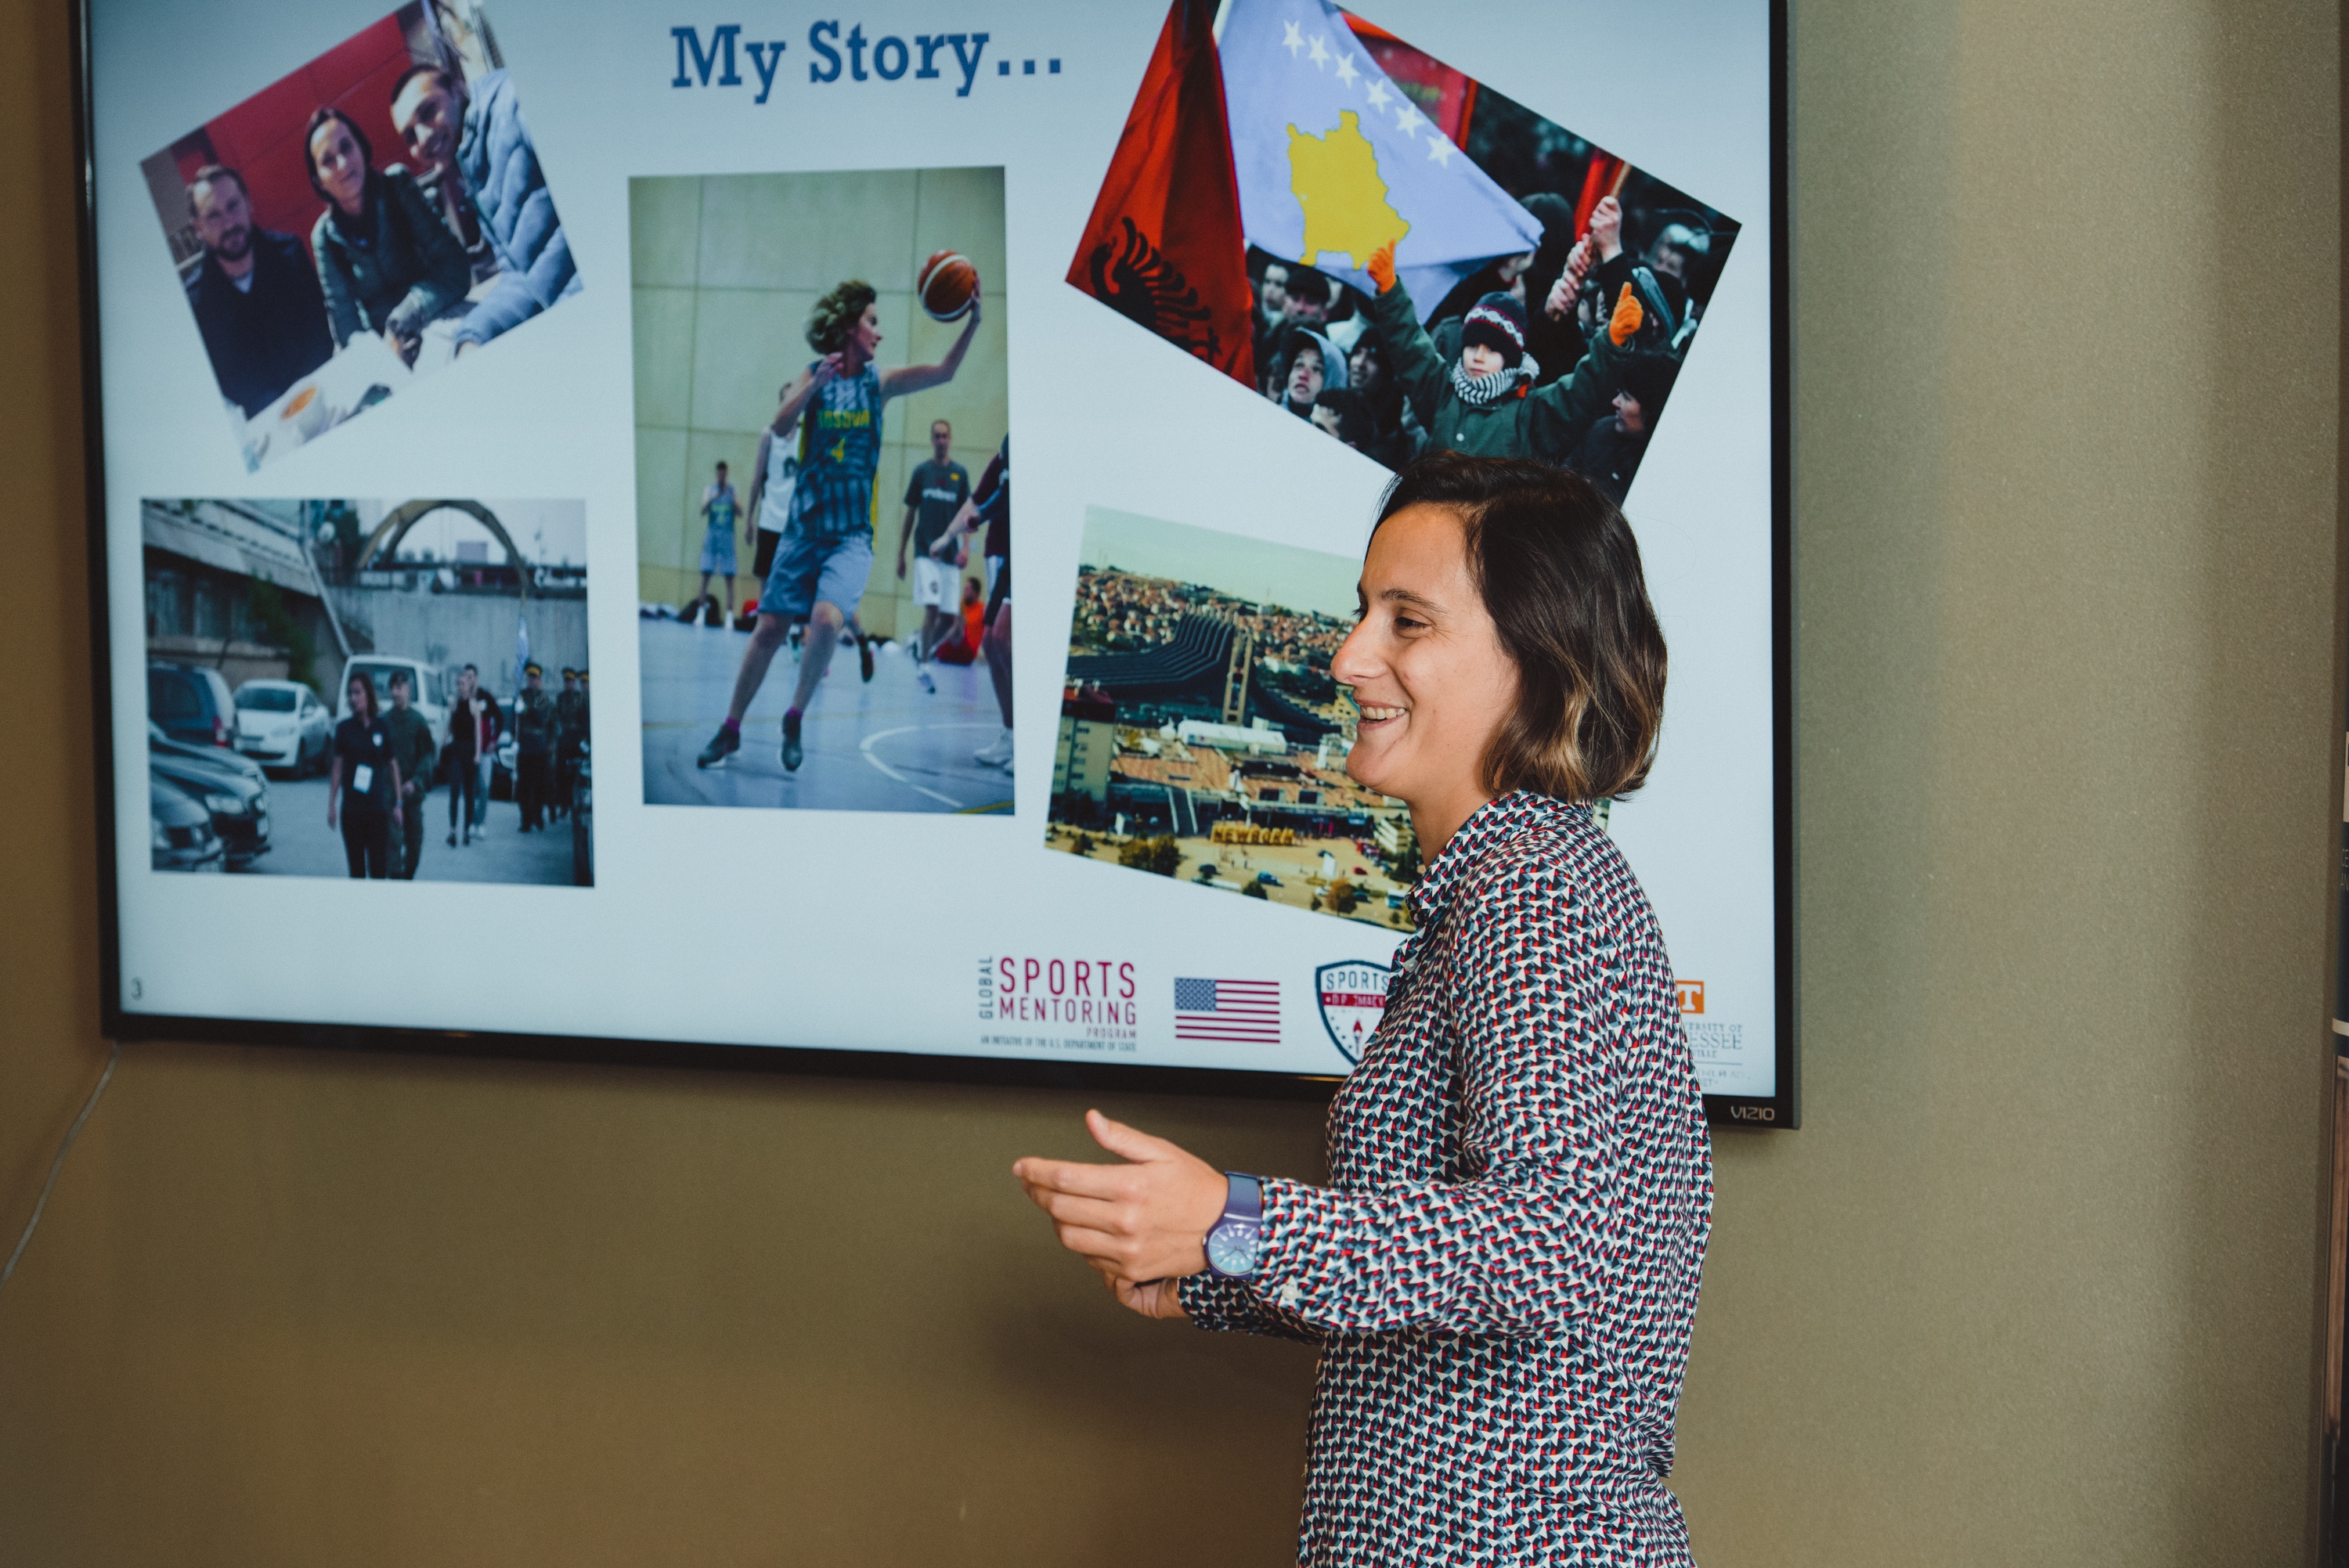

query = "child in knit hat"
1359;239;1640;468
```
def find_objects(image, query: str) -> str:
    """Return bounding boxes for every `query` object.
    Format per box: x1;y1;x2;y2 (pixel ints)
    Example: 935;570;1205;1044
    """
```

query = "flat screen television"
76;0;1795;1123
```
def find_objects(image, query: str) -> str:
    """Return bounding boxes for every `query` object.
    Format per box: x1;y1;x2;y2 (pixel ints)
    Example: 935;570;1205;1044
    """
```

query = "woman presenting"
1015;452;1712;1565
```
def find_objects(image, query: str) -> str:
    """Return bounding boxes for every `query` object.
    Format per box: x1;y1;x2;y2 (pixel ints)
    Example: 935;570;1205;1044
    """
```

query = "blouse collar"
1405;791;1591;926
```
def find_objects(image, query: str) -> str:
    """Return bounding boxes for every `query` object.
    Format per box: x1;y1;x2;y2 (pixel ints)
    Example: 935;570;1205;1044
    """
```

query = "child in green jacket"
1362;239;1641;467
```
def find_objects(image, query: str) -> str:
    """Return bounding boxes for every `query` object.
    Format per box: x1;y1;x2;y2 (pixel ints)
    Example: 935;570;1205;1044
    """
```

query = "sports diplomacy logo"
977;954;1139;1055
1315;960;1388;1062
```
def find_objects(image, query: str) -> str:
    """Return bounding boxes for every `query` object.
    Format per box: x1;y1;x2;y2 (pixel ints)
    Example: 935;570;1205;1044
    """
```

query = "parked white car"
232;678;332;775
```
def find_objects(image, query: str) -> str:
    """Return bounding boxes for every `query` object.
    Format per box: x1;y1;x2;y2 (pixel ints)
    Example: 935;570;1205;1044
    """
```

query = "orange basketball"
918;250;979;321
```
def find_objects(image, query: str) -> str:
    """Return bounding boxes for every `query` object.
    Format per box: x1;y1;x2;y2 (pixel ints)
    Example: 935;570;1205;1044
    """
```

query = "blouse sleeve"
1174;1272;1325;1343
1244;845;1624;1339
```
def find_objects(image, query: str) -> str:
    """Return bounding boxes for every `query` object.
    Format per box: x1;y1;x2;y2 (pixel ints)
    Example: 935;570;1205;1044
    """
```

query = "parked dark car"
147;730;270;867
148;661;236;749
150;771;222;871
150;722;265;787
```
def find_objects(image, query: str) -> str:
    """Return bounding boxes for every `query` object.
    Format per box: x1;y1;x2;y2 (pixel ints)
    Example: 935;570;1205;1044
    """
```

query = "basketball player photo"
630;168;1011;817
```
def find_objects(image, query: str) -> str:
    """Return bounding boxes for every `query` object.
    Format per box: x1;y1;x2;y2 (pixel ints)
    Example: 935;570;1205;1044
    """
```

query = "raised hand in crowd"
1588;194;1624;262
1608;283;1644;347
1366;239;1398;295
1547;239;1592;319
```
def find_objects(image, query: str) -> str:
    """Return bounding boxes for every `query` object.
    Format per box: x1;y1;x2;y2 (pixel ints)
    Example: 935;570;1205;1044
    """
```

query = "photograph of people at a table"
137;2;579;470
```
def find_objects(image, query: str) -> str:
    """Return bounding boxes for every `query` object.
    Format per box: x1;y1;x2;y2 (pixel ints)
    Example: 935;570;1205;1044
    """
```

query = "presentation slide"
91;0;1785;1106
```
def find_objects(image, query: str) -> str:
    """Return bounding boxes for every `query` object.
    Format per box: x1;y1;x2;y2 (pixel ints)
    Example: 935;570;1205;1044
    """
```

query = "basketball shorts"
699;526;737;577
763;530;875;621
911;554;960;611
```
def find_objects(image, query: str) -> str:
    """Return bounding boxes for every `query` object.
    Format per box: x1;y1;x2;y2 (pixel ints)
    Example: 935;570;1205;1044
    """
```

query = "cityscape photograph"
1046;508;1416;929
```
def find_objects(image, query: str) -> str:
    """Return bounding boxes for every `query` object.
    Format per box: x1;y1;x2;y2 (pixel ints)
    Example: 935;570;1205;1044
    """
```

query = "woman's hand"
1013;1108;1229;1289
1103;1268;1190;1321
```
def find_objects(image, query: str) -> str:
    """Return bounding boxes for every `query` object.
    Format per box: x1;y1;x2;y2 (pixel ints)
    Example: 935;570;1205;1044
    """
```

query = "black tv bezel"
72;0;1798;1126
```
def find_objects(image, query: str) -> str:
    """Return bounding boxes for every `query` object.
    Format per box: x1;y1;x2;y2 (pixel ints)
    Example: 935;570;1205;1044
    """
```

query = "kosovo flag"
1066;0;1256;388
1218;0;1543;321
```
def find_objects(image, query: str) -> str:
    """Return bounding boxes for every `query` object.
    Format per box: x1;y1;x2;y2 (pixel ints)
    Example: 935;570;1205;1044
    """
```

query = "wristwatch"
1204;1172;1265;1279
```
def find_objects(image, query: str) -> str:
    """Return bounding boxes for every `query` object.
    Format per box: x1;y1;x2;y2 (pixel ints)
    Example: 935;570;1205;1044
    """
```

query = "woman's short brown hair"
806;279;878;354
1373;452;1667;802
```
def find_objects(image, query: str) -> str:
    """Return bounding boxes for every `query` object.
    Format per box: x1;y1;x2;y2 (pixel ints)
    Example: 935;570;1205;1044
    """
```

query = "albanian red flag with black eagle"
1066;0;1256;389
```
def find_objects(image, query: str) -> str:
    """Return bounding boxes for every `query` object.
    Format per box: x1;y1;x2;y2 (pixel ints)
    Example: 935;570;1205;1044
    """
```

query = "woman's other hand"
1014;1108;1229;1288
1104;1269;1191;1321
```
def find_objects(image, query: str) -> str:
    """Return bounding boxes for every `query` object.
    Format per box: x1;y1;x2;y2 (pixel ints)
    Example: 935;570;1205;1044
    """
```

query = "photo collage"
118;0;1768;1087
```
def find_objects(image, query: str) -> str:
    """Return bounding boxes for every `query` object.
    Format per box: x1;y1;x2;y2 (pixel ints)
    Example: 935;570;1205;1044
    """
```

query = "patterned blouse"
1178;791;1713;1566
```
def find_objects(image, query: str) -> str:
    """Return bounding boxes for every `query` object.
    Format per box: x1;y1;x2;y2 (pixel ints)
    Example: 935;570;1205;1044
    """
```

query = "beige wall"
1;1;2339;1564
631;168;1007;632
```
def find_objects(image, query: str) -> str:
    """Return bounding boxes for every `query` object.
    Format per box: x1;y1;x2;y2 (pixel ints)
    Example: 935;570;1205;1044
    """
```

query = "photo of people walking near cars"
143;496;591;886
1070;0;1736;500
631;166;1012;816
1047;507;1415;930
139;1;580;470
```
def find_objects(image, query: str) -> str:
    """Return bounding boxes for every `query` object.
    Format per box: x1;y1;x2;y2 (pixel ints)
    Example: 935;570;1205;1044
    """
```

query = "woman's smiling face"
1332;503;1520;839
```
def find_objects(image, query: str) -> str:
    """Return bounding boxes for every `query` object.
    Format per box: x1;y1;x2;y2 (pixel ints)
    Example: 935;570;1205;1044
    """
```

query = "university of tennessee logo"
1676;980;1705;1015
1315;961;1391;1064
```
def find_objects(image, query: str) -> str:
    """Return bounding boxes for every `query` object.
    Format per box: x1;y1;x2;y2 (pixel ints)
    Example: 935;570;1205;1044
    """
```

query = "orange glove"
1608;283;1643;347
1366;241;1397;294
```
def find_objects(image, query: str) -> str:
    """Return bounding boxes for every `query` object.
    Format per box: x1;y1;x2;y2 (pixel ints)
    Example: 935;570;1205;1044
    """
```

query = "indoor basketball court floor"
638;618;1015;815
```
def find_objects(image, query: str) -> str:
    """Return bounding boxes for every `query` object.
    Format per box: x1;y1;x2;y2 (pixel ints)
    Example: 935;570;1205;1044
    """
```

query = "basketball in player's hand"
918;251;980;321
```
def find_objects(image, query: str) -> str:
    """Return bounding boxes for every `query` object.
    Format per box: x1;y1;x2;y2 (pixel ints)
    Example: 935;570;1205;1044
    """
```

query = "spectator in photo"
929;435;1012;771
896;417;972;693
444;662;500;845
382;668;436;879
1574;353;1680;504
511;660;557;832
182;165;334;419
1257;260;1291;332
1310;387;1377;455
328;670;402;880
1346;332;1413;463
697;460;741;620
305;106;472;369
1362;238;1633;468
388;63;580;355
745;402;801;590
1274;326;1347;421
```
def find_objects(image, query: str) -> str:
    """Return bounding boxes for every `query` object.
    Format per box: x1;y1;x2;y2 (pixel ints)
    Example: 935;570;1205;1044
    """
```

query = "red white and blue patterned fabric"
1178;790;1713;1566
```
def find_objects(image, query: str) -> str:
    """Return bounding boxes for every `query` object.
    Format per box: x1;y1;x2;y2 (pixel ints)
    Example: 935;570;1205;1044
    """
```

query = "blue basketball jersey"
790;364;884;539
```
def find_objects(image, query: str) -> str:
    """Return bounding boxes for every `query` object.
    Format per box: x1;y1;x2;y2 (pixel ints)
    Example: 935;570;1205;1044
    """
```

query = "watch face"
1207;1220;1262;1278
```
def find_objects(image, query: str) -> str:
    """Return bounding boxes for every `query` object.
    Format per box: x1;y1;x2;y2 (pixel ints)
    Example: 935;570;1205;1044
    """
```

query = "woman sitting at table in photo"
1015;452;1713;1566
303;106;471;370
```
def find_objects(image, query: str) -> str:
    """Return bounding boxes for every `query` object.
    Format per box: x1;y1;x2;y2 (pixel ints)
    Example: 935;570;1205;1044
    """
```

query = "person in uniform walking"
327;671;403;879
382;668;437;878
553;666;587;820
512;661;558;831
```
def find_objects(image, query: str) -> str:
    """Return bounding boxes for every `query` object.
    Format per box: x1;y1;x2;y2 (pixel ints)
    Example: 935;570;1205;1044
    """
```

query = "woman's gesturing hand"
1013;1109;1230;1303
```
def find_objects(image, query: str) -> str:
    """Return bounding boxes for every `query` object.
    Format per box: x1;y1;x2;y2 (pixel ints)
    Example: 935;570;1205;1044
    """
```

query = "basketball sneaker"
697;725;740;768
973;727;1013;768
781;710;804;771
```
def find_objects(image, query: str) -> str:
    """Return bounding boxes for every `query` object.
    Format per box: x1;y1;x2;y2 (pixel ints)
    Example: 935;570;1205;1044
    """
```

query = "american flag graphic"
1173;978;1282;1044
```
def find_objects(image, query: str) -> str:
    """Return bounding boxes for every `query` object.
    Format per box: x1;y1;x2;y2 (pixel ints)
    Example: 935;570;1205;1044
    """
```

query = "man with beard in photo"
181;165;334;419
